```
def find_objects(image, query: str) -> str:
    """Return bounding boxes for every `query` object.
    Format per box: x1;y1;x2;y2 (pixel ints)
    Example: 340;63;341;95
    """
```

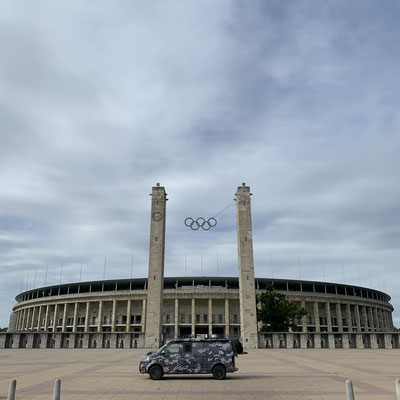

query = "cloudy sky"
1;0;400;328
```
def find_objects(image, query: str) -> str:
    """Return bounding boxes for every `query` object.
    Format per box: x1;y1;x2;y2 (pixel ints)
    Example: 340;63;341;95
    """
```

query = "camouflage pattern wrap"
139;339;238;376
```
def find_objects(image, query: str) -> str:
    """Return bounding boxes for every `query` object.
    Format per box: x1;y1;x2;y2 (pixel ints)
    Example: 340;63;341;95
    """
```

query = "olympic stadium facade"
1;184;398;350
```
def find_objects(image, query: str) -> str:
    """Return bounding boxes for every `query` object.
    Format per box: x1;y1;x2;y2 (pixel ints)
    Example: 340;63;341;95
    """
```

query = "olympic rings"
184;217;217;231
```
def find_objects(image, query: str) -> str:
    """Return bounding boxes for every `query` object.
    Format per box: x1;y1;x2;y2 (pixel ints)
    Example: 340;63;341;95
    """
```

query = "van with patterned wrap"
139;338;241;380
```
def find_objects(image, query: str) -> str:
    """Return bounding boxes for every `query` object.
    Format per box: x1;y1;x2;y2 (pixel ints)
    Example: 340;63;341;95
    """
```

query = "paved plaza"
0;349;399;399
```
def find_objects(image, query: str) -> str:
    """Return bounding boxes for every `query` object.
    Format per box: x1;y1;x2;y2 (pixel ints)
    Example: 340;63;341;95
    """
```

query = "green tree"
257;285;307;332
0;327;7;332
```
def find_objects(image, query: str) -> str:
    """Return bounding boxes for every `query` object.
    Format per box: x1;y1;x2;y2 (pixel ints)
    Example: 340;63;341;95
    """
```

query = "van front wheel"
212;365;226;380
149;365;163;380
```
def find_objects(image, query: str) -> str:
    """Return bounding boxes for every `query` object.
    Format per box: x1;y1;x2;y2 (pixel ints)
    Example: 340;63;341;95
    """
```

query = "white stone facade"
8;276;395;349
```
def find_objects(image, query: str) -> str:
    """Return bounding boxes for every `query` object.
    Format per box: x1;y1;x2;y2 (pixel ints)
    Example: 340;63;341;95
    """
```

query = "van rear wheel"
149;365;163;380
212;365;226;380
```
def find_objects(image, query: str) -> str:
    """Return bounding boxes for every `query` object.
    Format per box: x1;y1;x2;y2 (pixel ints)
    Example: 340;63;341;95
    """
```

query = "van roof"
170;338;231;344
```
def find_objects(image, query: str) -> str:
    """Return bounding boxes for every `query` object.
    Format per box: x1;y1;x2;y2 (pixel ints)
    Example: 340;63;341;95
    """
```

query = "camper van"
139;338;243;380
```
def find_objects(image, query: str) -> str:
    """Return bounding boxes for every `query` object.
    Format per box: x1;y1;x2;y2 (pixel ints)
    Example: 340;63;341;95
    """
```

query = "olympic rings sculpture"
184;217;217;231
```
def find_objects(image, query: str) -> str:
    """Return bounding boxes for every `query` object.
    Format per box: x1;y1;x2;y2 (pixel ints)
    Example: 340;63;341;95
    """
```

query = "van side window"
165;343;180;354
183;343;192;353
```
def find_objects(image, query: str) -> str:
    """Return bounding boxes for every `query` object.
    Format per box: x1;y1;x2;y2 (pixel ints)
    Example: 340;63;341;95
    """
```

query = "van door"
179;342;202;373
161;342;181;373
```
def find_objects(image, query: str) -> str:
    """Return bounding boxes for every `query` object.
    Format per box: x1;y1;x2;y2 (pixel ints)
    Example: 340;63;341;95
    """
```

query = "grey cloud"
0;0;400;326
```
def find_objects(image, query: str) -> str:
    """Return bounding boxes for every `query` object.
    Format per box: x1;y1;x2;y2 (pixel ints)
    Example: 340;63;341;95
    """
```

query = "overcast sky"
1;0;399;328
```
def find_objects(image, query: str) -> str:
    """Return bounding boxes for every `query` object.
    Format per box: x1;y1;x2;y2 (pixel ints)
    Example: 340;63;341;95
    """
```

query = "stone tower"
235;183;258;349
145;183;167;348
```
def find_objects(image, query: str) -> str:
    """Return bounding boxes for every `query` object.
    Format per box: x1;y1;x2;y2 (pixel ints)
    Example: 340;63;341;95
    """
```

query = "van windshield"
157;342;180;354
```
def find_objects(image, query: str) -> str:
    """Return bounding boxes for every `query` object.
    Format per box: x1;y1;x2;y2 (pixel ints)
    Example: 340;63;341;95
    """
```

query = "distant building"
1;184;397;350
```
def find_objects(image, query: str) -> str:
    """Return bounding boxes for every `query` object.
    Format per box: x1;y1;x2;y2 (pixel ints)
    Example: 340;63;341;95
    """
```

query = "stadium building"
1;184;398;350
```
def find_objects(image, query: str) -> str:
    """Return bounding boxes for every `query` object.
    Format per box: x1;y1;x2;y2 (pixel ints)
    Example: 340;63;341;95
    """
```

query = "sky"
1;0;400;328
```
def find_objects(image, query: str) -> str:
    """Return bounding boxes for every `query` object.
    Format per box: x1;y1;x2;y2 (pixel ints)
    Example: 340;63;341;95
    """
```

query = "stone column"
62;304;68;331
73;303;78;332
300;333;307;348
346;304;352;331
313;302;320;332
25;308;31;330
16;311;20;330
85;302;90;332
111;300;117;331
367;306;374;331
23;309;28;330
18;310;23;330
225;299;229;338
96;301;102;332
37;306;42;331
24;308;30;330
384;311;390;331
30;307;37;331
301;301;307;332
314;333;321;349
126;300;131;332
361;306;368;331
325;302;332;332
44;305;49;331
208;298;213;337
53;304;58;331
376;308;383;330
141;298;146;333
328;333;335;348
337;303;343;332
191;298;195;337
342;333;349;349
145;184;167;348
174;298;179;338
355;333;364;348
384;334;393;348
235;183;258;349
370;333;378;349
355;305;361;331
373;307;379;331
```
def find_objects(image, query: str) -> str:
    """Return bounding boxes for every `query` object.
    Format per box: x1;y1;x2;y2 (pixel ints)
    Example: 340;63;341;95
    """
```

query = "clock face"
152;212;163;222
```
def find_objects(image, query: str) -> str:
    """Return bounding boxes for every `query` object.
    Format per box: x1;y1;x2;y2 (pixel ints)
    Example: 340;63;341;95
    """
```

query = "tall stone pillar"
97;301;102;332
141;299;146;333
84;302;90;332
44;306;49;331
145;183;167;348
373;307;379;331
73;303;78;332
26;308;31;330
191;298;195;337
62;304;67;331
37;306;42;331
313;302;320;332
208;298;213;337
367;306;374;331
337;303;343;332
52;305;58;331
111;300;117;331
361;306;368;331
346;304;352;331
355;305;361;331
301;301;307;332
30;307;36;331
126;300;131;332
225;299;230;338
325;302;332;332
235;183;258;349
174;298;179;338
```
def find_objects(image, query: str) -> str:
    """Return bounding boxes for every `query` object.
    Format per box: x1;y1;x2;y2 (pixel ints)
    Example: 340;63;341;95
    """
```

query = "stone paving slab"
0;349;399;399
